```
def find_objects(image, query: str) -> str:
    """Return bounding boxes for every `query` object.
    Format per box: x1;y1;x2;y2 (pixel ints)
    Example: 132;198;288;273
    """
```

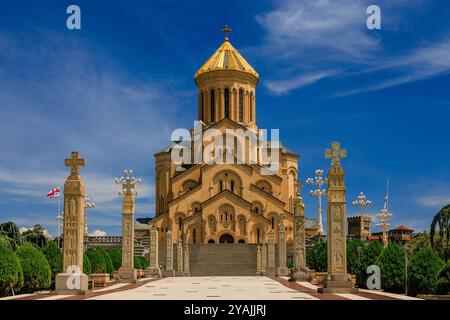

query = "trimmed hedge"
358;241;383;288
83;253;92;275
0;235;13;250
376;243;406;293
108;248;122;271
306;242;327;272
134;256;149;270
43;242;62;288
98;248;114;275
0;245;23;296
85;247;107;273
407;247;444;296
15;243;51;293
346;239;366;286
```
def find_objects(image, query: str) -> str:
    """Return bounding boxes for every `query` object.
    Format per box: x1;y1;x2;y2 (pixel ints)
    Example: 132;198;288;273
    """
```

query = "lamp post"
306;169;326;235
376;206;392;248
404;243;410;295
352;192;372;217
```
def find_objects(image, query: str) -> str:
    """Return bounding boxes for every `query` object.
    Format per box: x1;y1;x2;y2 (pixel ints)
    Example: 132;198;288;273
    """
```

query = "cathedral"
150;30;303;245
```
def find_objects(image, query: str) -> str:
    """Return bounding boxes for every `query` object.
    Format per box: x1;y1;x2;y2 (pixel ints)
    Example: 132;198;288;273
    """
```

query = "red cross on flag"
46;187;61;199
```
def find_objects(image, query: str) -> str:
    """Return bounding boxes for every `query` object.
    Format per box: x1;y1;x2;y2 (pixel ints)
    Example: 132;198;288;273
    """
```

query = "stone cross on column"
147;225;161;278
319;142;357;293
55;151;89;294
277;215;289;276
165;230;175;277
266;230;276;276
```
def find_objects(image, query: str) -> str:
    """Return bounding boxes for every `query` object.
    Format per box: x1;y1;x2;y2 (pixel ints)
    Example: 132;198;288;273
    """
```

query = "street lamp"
352;192;372;217
404;243;410;295
84;194;96;237
115;169;143;197
376;205;392;248
306;169;326;235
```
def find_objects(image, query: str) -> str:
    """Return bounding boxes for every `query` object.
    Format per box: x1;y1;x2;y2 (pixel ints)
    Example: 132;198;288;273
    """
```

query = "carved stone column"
176;239;184;276
147;225;161;278
165;230;175;277
261;242;267;273
118;194;137;282
55;151;89;295
319;142;357;293
293;191;306;268
266;230;276;276
256;245;262;275
183;243;190;276
277;215;289;276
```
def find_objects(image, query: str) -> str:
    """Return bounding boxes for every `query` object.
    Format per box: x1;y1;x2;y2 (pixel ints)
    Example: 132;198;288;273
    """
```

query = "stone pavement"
1;276;421;300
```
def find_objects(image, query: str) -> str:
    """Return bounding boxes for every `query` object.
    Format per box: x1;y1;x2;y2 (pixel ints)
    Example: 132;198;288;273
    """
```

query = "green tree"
98;248;114;275
407;247;445;296
436;260;450;295
430;204;450;261
347;239;366;285
22;224;48;249
15;243;51;293
134;256;149;270
43;242;62;289
0;245;23;296
108;248;122;270
83;253;92;275
306;242;327;272
0;234;13;250
409;231;432;256
0;221;22;249
376;243;406;293
85;247;107;274
358;241;384;288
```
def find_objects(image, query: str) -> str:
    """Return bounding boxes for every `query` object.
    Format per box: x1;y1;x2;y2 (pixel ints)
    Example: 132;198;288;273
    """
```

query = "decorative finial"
221;24;232;41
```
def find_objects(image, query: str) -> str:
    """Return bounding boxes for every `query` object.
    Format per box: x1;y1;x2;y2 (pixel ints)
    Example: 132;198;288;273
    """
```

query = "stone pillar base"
183;272;191;277
118;267;137;283
147;267;162;278
54;273;89;295
175;271;185;277
317;273;359;293
164;270;175;277
277;267;289;276
265;267;277;276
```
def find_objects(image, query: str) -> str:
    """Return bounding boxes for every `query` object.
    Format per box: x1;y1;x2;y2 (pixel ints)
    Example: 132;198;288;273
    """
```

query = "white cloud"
90;229;107;236
19;226;53;239
265;71;338;95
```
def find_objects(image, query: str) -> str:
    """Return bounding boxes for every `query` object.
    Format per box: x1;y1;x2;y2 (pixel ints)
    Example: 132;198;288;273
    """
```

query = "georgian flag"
46;187;60;199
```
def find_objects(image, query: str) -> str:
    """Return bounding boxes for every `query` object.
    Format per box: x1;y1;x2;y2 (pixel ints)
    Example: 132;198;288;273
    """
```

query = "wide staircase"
189;244;258;276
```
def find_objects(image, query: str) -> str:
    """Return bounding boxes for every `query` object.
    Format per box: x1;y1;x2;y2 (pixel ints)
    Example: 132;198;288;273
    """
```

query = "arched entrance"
219;233;234;243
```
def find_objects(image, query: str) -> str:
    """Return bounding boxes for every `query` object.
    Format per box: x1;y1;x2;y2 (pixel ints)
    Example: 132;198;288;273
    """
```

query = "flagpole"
57;196;61;248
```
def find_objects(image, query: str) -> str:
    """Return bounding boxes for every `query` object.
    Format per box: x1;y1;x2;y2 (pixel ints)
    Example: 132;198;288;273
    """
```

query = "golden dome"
194;39;259;80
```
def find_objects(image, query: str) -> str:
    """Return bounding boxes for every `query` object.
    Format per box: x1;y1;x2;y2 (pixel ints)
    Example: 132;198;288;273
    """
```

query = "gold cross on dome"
64;151;86;175
221;24;232;41
325;142;347;166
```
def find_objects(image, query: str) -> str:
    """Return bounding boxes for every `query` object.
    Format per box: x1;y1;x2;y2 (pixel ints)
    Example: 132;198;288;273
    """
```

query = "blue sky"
0;0;449;236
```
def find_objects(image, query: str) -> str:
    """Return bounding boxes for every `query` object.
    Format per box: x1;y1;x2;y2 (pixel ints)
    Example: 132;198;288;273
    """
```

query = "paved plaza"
2;276;420;301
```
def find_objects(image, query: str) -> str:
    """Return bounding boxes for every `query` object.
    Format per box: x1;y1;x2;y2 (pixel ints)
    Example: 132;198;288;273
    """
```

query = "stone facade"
150;33;300;247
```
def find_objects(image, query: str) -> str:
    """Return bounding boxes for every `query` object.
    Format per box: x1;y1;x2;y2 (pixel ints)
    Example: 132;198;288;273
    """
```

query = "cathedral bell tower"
194;26;259;129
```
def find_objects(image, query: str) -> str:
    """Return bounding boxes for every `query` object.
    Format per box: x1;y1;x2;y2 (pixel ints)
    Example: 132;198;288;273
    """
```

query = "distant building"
347;216;372;240
370;225;414;245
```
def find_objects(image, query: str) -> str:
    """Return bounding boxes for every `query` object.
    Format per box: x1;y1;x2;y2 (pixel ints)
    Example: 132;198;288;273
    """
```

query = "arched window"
257;228;260;244
230;180;234;192
238;89;243;122
193;229;196;244
249;92;253;122
271;217;275;230
210;89;215;122
224;88;230;118
178;217;182;230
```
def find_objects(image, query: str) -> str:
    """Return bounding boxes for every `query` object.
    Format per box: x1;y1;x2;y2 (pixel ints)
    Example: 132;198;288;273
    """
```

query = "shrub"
98;248;114;275
85;247;107;274
15;243;51;293
357;241;384;288
0;221;22;249
134;256;149;270
0;245;23;296
306;242;327;272
376;243;406;293
347;239;366;285
83;253;92;275
0;235;13;250
108;248;122;270
407;248;445;296
43;242;62;288
436;261;450;295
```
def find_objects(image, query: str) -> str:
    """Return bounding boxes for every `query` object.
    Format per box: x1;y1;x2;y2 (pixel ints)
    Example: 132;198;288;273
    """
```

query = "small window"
239;90;244;122
250;93;253;121
210;89;215;122
220;180;224;191
230;180;234;192
224;88;230;118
